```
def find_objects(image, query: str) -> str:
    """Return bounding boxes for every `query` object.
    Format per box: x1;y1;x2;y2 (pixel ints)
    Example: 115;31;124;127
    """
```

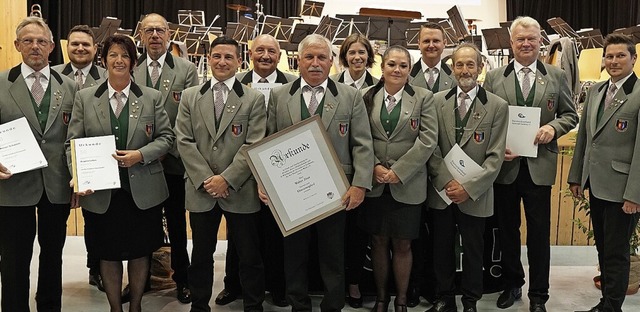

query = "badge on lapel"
339;123;349;137
232;124;243;137
410;118;419;131
145;123;154;138
615;119;629;132
473;131;485;143
62;111;71;125
547;99;555;111
172;91;182;103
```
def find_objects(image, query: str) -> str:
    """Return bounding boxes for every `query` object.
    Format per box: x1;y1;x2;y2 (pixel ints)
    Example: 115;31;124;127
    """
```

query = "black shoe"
496;287;522;309
176;284;191;304
575;304;604;312
463;307;477;312
426;300;457;312
347;294;363;308
530;303;547;312
270;292;288;307
407;286;421;308
214;289;238;305
88;274;105;292
371;298;390;312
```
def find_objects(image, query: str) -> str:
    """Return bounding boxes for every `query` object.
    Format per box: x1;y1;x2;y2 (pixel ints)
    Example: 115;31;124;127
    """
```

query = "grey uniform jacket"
236;69;298;85
65;81;174;213
51;63;107;89
484;61;578;186
427;87;509;217
568;74;640;204
409;61;457;91
176;79;266;214
0;65;75;206
267;78;374;191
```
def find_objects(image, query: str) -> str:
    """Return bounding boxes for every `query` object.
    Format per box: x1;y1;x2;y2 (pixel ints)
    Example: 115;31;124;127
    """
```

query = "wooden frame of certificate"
243;115;349;236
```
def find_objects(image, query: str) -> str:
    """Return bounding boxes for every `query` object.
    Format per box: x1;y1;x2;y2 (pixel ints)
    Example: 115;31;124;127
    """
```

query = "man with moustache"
132;12;198;304
215;33;295;307
484;16;578;312
261;33;374;311
52;24;106;291
0;16;76;312
426;43;508;312
176;36;267;312
569;33;640;312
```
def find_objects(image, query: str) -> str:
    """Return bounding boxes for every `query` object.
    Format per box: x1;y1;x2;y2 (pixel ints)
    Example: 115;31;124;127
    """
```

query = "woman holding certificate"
65;34;174;312
359;45;438;312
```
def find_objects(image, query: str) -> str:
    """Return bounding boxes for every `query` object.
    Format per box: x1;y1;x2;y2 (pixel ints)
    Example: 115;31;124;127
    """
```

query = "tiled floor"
2;236;640;311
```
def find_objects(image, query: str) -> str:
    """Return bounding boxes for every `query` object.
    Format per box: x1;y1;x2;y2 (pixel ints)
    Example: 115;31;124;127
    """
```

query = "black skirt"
358;186;422;240
83;189;163;261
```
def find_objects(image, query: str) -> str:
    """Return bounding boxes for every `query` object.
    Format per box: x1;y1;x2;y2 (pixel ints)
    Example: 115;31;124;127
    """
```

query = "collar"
21;63;50;81
610;72;634;90
252;70;278;83
457;85;479;103
343;70;367;88
108;81;132;99
301;78;329;91
384;86;404;103
210;76;236;91
146;52;167;68
71;63;92;77
514;60;538;75
421;59;442;74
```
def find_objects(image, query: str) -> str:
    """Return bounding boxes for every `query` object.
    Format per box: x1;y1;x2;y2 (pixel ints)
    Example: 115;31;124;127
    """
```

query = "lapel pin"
473;112;481;119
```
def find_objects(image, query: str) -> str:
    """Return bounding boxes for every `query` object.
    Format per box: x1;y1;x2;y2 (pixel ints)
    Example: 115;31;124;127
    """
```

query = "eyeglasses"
19;38;51;47
143;27;167;36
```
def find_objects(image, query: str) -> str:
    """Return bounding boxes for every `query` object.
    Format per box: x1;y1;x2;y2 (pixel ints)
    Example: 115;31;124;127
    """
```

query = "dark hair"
604;33;636;56
66;25;95;43
210;36;242;57
101;34;138;72
338;33;375;68
362;45;412;116
420;22;445;40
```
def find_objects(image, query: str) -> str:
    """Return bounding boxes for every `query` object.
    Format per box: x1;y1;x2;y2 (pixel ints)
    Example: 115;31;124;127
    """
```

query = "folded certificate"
0;117;48;174
507;106;541;158
71;135;121;192
250;82;281;106
437;144;483;205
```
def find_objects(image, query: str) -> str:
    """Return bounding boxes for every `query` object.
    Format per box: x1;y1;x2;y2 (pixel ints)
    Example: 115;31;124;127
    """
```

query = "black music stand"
114;28;132;36
169;23;191;42
499;21;512;29
232;16;257;44
261;16;295;42
447;5;470;41
290;23;317;45
185;32;206;56
314;16;344;43
482;27;511;66
94;17;122;46
334;15;370;45
178;10;205;26
463;35;483;51
132;15;144;43
368;17;409;47
541;29;552;46
613;25;640;44
405;22;424;49
225;22;239;38
577;29;604;49
438;20;458;47
300;1;324;17
547;17;578;38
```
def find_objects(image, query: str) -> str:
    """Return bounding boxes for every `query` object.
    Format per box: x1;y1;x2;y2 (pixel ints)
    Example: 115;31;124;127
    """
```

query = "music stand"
169;23;192;42
94;17;122;46
114;28;132;36
547;17;578;38
541;29;552;46
300;1;324;17
367;17;409;47
225;22;239;38
446;5;470;41
577;29;604;49
405;22;424;49
290;23;317;45
438;20;458;47
463;35;483;51
499;21;512;29
334;15;370;45
178;10;205;26
185;32;206;56
132;15;144;43
261;16;295;42
231;16;257;44
613;25;640;44
314;16;344;43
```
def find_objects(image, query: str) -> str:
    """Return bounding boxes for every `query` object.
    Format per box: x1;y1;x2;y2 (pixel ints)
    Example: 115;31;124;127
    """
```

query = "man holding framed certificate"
261;33;374;311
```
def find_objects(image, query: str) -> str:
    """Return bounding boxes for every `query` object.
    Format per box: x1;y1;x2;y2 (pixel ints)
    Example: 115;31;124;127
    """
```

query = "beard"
458;76;477;90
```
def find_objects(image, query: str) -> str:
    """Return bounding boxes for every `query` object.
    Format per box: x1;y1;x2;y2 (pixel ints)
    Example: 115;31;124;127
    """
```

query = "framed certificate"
244;115;349;236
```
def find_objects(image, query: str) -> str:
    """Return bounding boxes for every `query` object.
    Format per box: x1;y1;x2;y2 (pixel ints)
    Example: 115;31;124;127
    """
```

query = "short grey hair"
510;16;541;37
452;43;483;65
16;16;54;41
298;34;332;59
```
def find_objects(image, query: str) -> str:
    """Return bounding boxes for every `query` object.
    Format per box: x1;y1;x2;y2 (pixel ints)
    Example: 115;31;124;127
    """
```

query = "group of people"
0;11;638;312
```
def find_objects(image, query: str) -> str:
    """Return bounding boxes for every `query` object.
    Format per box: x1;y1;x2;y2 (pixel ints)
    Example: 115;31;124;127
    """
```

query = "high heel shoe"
347;294;364;308
371;298;390;312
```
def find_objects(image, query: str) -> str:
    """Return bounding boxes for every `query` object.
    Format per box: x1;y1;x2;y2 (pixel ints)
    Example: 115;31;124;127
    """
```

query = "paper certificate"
250;82;281;106
244;116;350;236
0;117;48;174
71;135;121;192
507;106;541;158
437;144;483;205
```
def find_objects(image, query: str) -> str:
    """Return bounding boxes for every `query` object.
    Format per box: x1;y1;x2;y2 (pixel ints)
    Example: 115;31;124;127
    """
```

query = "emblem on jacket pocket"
145;123;154;138
172;91;182;103
62;111;71;125
339;123;349;137
232;124;243;137
547;99;555;111
410;118;419;131
615;119;628;132
473;131;485;143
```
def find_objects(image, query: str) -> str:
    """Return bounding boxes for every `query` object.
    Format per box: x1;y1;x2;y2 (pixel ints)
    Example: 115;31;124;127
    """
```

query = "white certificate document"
0;117;48;174
71;135;121;192
437;144;484;205
257;129;340;223
507;106;541;158
250;82;281;106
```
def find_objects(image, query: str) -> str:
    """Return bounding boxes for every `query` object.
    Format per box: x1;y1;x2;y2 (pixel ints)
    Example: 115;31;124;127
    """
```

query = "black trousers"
163;173;190;285
345;208;367;286
284;211;345;312
494;160;551;303
431;205;485;308
590;194;640;312
189;205;264;312
0;194;70;312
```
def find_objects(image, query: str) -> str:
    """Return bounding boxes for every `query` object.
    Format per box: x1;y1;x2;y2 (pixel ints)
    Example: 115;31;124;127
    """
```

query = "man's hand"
445;179;470;204
622;200;640;214
534;125;556;145
374;164;389;184
204;175;229;199
258;187;269;205
504;148;519;161
569;183;583;199
342;186;365;210
0;162;12;180
382;170;400;184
